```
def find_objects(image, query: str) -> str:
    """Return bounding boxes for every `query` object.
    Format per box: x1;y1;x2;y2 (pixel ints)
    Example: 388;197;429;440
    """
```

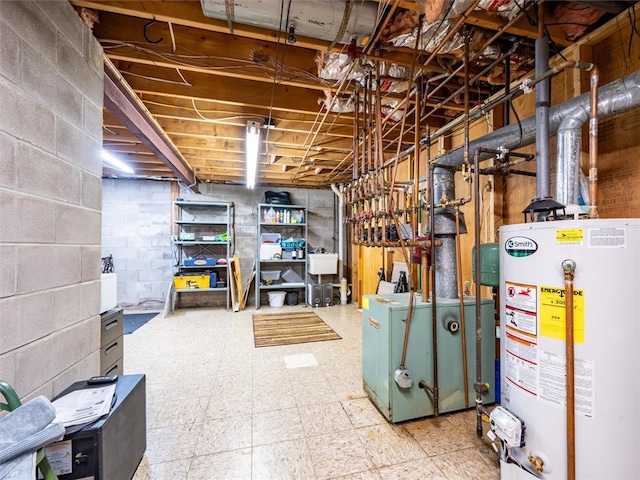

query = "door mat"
124;313;159;335
252;311;341;347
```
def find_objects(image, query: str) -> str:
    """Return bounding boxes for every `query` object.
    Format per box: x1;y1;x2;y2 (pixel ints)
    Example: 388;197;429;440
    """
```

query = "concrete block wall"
0;1;104;399
103;180;338;309
101;178;173;310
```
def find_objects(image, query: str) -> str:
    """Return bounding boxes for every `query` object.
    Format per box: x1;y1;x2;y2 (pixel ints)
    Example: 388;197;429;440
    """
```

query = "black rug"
123;313;159;334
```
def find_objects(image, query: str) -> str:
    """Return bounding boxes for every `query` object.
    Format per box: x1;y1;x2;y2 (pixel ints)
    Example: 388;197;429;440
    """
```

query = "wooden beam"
103;58;199;190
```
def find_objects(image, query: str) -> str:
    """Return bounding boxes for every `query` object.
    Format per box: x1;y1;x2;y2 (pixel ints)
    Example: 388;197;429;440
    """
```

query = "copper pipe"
361;84;367;176
399;290;415;369
362;0;401;56
374;57;386;193
588;66;599;218
429;43;518;113
457;35;470;408
538;2;545;38
429;162;439;416
413;81;421;239
353;83;360;180
384;14;424;293
424;4;524;104
473;146;503;437
455;207;469;407
422;0;482;68
421;247;429;303
562;259;577;480
463;30;471;194
422;124;432;304
368;73;375;172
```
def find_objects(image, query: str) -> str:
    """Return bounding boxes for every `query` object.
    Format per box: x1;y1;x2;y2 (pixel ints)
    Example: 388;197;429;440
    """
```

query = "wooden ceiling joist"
103;58;199;190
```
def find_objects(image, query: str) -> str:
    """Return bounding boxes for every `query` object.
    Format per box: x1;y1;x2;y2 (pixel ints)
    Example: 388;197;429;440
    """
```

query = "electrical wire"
509;100;524;149
102;40;327;85
122;70;191;86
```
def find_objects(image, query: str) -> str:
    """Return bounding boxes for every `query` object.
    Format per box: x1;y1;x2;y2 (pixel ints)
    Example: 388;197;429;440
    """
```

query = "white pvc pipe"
331;183;344;278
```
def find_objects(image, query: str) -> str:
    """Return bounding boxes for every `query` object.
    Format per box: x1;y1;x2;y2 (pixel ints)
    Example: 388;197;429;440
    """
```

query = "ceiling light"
246;120;261;189
101;150;134;174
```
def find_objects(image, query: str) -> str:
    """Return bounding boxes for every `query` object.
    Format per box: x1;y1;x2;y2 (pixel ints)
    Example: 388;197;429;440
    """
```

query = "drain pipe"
331;183;345;278
555;65;600;217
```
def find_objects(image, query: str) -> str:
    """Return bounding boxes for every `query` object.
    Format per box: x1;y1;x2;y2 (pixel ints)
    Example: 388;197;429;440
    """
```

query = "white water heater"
498;219;640;479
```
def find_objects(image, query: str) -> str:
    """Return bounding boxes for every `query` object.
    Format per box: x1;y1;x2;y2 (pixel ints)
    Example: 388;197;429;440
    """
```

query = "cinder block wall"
101;179;173;310
0;0;104;399
101;180;338;309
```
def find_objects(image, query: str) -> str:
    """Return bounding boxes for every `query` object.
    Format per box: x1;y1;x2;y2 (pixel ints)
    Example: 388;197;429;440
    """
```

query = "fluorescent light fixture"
246;120;261;189
102;150;134;174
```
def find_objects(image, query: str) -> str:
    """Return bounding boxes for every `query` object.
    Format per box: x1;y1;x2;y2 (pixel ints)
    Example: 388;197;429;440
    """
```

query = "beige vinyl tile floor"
126;303;500;480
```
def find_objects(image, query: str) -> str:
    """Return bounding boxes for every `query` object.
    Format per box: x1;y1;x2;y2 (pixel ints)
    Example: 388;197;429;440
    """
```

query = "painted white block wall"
0;0;104;400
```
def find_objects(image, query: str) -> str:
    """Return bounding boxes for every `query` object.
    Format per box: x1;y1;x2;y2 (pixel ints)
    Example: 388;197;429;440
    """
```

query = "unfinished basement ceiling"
70;0;636;189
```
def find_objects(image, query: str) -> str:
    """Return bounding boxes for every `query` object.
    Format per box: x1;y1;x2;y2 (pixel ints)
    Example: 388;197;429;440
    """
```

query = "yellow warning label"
556;229;583;244
539;286;585;343
362;297;369;310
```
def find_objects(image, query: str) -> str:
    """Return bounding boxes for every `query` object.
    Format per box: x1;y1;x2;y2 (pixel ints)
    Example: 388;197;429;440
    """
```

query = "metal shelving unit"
256;203;307;309
172;200;234;310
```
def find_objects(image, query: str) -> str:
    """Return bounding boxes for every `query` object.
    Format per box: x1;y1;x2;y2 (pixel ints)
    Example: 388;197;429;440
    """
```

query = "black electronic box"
47;374;146;480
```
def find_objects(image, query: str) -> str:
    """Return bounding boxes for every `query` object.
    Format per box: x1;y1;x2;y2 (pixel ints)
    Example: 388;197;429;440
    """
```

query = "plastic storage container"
281;268;304;284
260;270;281;282
308;253;338;275
267;291;286;307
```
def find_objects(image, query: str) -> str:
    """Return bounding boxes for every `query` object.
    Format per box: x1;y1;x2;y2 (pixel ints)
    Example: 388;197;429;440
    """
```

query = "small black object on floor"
123;313;159;334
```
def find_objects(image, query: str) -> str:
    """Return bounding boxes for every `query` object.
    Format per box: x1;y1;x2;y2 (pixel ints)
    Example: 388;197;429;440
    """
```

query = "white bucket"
267;291;286;307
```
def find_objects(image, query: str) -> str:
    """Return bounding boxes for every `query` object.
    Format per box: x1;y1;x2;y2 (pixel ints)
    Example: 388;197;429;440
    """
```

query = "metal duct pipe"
535;37;551;199
556;117;583;207
200;0;378;45
435;70;640;169
556;66;600;214
432;167;463;299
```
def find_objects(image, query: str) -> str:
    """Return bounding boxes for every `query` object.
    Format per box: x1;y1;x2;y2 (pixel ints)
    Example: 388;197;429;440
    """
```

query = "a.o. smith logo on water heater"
505;236;538;257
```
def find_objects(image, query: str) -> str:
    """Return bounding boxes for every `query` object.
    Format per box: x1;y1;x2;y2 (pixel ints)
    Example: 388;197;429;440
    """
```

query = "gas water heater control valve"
490;406;525;447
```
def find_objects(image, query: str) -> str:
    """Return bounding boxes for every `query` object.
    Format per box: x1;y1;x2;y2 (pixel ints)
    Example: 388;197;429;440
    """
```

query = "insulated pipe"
436;70;640;169
562;259;577;480
535;37;551;199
